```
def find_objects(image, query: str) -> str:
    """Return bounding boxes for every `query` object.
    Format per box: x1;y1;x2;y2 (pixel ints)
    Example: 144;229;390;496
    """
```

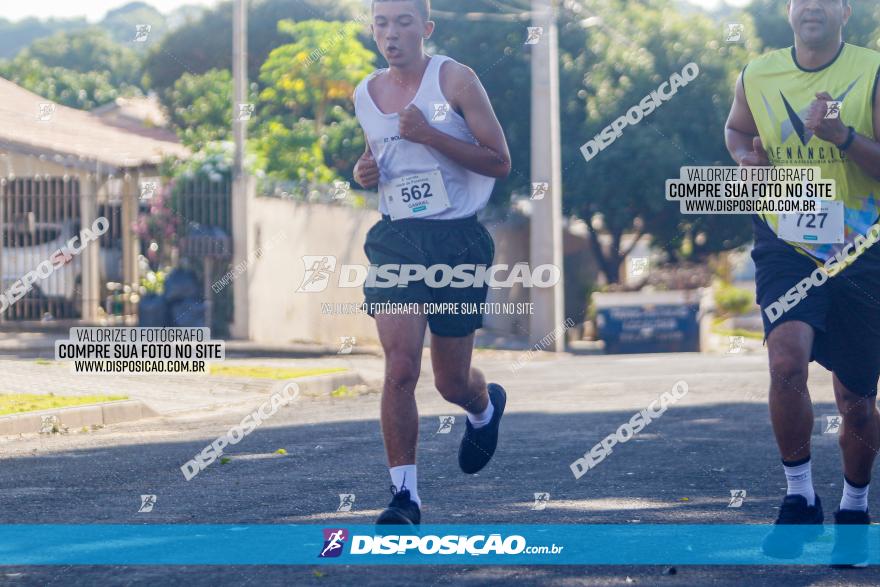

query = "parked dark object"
180;223;232;333
169;298;206;327
163;268;201;305
138;293;167;327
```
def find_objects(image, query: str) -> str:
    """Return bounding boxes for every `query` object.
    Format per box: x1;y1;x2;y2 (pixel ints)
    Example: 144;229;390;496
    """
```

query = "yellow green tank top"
743;43;880;265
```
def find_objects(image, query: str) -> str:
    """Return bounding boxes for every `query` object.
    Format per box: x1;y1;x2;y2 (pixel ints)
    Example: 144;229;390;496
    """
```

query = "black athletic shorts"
362;213;495;337
752;216;880;397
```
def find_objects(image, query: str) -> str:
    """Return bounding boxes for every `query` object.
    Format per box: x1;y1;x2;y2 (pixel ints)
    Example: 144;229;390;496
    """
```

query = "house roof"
0;76;189;172
91;94;180;143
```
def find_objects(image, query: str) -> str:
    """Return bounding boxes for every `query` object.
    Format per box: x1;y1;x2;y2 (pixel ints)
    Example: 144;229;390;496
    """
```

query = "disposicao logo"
319;528;348;558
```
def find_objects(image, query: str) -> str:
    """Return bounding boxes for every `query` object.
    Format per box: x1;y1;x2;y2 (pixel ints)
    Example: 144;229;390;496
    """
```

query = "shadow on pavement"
0;401;875;586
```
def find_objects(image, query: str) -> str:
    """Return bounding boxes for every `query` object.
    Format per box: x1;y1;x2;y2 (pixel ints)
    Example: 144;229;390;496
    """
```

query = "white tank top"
353;54;496;220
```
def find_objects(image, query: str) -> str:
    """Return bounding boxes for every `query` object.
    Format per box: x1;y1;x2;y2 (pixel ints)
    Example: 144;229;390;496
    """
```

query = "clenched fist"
739;136;770;167
354;151;379;189
398;104;436;145
805;92;849;145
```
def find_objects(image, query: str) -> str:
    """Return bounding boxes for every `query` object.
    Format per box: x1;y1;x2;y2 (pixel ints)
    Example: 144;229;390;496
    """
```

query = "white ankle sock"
840;477;869;511
390;464;420;507
467;396;494;429
784;459;816;506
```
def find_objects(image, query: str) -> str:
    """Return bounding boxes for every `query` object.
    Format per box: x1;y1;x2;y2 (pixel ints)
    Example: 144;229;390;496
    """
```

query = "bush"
714;280;755;317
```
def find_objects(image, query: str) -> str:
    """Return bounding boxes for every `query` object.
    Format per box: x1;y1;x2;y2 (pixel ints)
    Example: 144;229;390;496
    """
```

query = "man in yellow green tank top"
725;0;880;566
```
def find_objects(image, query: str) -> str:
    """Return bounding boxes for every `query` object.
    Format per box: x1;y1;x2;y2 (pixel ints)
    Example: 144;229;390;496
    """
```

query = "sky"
5;0;753;24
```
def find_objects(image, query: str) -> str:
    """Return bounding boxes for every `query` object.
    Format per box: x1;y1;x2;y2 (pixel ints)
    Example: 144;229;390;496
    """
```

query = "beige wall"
246;196;382;346
245;197;600;347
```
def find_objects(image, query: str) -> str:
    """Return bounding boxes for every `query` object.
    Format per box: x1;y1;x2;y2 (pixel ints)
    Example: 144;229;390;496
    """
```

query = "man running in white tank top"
352;0;512;525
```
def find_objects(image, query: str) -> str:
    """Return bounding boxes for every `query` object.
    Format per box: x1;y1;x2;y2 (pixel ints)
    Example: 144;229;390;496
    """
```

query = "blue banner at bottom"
0;524;875;565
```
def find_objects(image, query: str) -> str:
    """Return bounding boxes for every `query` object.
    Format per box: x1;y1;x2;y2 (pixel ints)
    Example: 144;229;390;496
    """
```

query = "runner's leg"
833;374;879;495
430;332;489;415
767;321;815;464
377;312;427;470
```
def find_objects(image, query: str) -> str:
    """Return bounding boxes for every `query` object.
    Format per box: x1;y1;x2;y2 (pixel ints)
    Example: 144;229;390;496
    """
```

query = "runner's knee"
768;352;809;392
838;394;877;427
434;371;470;401
384;353;420;393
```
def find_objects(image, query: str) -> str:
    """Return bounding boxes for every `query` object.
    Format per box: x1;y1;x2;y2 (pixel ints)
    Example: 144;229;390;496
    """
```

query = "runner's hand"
739;136;770;166
805;91;849;145
399;105;436;144
354;151;379;189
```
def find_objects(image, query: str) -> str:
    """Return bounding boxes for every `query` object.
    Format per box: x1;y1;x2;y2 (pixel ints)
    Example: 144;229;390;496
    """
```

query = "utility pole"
230;0;250;339
529;0;565;350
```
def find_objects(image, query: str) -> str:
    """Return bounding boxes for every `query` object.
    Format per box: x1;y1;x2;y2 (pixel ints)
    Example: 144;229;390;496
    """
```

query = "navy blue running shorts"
362;213;495;338
751;215;880;397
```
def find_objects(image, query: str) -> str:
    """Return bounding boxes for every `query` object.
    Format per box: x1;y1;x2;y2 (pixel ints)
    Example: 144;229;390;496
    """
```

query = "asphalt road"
0;350;877;586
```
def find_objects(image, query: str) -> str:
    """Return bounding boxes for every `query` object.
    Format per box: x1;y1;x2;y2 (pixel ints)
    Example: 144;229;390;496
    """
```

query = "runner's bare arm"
828;72;880;181
725;71;769;166
354;140;379;189
398;63;511;179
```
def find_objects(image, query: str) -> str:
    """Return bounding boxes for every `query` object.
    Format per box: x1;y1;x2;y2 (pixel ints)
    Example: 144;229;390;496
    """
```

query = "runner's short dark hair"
372;0;431;22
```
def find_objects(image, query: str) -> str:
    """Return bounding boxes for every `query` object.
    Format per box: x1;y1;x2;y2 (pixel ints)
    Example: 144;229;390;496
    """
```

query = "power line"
431;9;532;21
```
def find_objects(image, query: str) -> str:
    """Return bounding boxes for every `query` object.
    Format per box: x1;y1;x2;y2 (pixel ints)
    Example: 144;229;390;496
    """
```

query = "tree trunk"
587;223;622;284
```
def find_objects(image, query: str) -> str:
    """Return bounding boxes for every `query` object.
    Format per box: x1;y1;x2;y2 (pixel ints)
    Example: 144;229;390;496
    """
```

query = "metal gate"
0;176;125;323
172;177;233;337
0;173;233;333
0;176;82;321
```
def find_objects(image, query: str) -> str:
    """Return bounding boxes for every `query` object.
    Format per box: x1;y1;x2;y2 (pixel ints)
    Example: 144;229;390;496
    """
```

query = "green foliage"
101;2;165;48
427;0;533;207
21;27;143;87
254;19;374;184
162;141;239;186
714;280;755;317
142;0;362;97
0;55;124;108
253;118;334;184
259;19;374;126
166;69;248;150
559;0;758;277
322;106;367;179
0;26;145;108
0;16;90;59
746;0;880;51
140;269;166;295
428;0;758;281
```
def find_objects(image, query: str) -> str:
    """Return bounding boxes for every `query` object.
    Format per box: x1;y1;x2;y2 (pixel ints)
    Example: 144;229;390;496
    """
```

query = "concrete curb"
224;341;382;359
271;371;366;398
0;400;158;436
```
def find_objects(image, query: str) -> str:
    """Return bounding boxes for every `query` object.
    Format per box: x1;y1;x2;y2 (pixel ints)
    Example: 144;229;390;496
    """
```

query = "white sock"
784;459;816;506
840;477;869;512
467;396;494;429
389;464;420;507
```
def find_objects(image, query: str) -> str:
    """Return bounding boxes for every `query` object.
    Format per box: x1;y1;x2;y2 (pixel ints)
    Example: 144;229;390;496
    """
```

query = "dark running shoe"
831;508;870;568
458;383;507;474
375;485;421;526
762;494;824;559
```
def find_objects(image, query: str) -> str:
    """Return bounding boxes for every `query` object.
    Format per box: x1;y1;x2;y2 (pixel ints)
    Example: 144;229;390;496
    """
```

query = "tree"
166;69;243;150
747;0;880;51
0;55;123;109
259;19;374;132
425;0;535;209
0;16;90;59
346;0;755;281
142;0;363;99
255;19;374;183
21;28;143;88
101;2;166;48
560;0;757;282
